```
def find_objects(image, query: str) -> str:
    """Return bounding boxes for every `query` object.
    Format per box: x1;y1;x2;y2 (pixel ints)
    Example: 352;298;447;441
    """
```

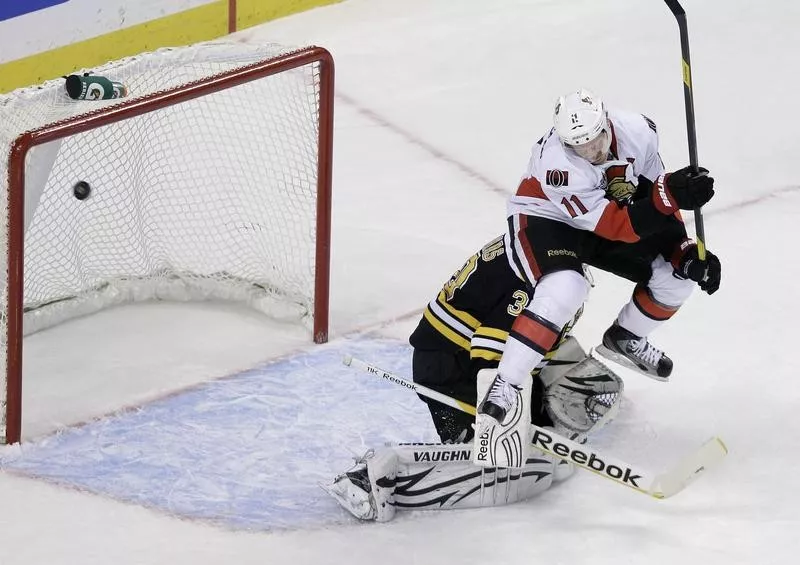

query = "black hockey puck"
73;180;91;200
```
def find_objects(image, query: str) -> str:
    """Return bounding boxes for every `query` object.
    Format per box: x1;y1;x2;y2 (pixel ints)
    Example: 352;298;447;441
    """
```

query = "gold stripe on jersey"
435;290;481;330
471;325;565;365
470;327;508;362
429;295;478;337
471;348;502;362
423;305;471;351
474;327;508;342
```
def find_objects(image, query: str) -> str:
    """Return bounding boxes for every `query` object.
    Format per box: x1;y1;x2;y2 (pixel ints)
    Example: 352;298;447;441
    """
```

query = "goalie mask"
553;88;612;165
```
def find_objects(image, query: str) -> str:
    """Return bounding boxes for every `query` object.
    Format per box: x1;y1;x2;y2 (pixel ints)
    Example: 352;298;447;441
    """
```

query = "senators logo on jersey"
604;164;636;203
545;169;569;187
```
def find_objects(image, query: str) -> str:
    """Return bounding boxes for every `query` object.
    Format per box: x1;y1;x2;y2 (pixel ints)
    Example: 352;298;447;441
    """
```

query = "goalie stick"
343;354;727;499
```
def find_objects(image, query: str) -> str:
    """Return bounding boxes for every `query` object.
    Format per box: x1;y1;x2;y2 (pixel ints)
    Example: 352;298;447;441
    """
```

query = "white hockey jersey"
507;109;667;243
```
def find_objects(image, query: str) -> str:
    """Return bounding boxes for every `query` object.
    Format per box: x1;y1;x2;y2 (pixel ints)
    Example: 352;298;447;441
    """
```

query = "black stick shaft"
664;0;706;258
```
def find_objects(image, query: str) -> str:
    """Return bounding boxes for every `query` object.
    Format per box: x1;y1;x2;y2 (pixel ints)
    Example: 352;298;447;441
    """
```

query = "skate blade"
593;345;669;383
317;481;376;521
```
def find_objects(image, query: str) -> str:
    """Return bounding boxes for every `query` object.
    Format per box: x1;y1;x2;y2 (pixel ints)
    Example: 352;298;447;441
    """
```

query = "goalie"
322;234;624;521
407;233;594;445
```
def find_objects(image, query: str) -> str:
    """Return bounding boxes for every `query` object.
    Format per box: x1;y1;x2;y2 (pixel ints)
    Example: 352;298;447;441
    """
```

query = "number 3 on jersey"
443;255;478;300
561;195;588;218
442;236;504;300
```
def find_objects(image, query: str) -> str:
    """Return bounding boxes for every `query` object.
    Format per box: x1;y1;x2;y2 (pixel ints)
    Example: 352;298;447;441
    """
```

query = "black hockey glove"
674;245;721;295
664;166;715;209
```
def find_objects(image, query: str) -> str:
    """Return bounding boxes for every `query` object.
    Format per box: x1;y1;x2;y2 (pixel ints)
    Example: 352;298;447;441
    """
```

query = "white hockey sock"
499;270;589;387
616;300;665;337
617;257;694;337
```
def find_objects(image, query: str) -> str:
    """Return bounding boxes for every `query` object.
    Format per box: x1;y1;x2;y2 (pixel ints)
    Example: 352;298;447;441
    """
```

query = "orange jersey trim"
516;176;549;199
594;201;640;243
633;286;679;321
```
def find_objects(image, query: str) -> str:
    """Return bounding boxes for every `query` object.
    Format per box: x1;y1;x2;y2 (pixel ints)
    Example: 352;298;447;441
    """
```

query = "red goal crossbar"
4;46;334;444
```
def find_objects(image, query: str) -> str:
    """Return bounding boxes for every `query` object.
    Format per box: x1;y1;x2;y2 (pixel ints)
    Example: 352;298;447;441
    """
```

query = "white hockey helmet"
553;88;611;164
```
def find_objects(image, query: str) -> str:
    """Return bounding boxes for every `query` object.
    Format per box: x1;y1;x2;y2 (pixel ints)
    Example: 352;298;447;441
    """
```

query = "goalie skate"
320;454;375;520
472;369;532;468
320;449;397;522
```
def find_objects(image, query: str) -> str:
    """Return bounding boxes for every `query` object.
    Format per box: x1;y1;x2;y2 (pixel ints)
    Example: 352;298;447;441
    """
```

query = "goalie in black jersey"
322;233;625;522
408;233;584;444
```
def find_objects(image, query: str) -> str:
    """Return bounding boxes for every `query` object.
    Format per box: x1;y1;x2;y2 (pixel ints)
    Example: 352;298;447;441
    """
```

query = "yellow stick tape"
0;1;228;93
236;0;341;31
682;59;692;89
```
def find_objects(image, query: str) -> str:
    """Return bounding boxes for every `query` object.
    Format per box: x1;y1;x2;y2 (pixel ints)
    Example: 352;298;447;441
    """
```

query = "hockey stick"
664;0;707;259
343;354;727;499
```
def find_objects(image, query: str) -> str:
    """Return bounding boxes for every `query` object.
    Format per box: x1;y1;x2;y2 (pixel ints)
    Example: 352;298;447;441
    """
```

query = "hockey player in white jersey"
475;89;722;466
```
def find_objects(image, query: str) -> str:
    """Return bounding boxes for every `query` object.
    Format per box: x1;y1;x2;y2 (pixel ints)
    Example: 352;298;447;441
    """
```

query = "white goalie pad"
392;443;555;511
323;442;562;522
472;369;532;468
540;337;624;436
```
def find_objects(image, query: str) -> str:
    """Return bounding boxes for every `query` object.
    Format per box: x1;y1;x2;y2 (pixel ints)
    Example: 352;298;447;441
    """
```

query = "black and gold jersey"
409;235;530;364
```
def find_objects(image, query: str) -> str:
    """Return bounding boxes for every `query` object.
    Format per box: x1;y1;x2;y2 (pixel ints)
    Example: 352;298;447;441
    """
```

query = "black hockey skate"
478;373;522;422
595;323;673;381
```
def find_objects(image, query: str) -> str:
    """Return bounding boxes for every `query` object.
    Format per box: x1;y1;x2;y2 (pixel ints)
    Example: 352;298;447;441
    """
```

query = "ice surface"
2;0;800;564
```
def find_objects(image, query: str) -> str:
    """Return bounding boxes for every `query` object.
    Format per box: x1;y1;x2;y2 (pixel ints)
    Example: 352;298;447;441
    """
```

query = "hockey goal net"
0;42;334;444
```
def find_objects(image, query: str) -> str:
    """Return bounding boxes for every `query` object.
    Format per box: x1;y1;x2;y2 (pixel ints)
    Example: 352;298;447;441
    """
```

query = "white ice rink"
2;0;799;563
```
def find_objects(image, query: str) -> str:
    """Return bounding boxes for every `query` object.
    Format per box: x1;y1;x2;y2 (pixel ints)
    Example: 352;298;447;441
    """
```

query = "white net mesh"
0;42;327;441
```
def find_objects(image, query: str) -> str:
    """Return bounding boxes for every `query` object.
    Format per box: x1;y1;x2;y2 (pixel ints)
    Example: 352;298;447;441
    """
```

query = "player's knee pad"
649;256;694;307
532;270;591;328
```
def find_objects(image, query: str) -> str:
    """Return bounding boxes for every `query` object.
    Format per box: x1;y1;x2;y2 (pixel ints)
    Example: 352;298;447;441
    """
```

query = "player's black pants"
412;348;476;443
508;213;688;285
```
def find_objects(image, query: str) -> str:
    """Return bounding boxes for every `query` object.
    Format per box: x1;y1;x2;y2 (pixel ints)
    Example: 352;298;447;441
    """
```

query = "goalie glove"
672;241;722;295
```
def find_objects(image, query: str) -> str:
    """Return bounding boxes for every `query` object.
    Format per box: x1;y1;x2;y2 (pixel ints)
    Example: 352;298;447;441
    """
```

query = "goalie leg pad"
472;368;532;469
324;442;568;521
553;457;576;483
390;443;558;511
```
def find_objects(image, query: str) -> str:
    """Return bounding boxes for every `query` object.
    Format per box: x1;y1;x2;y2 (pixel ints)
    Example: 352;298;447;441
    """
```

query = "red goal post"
1;43;334;444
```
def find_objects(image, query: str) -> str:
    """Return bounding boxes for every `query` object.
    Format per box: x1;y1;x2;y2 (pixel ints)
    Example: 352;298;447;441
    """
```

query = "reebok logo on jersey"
547;249;578;258
546;169;569;187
